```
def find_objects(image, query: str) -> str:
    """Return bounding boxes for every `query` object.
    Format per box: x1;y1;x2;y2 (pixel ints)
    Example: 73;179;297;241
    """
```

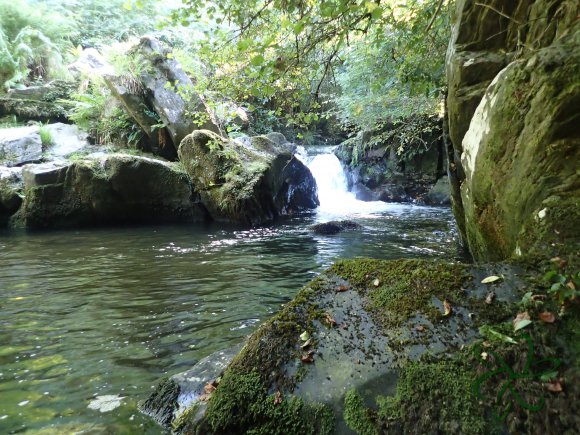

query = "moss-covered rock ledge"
142;257;578;434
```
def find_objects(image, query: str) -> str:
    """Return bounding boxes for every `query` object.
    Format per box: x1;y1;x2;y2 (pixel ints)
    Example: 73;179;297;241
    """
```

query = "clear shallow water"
0;148;461;434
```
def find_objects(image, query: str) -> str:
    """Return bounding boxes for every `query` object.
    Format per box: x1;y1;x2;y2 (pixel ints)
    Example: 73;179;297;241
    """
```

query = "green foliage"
544;270;580;305
343;390;378;435
38;123;54;147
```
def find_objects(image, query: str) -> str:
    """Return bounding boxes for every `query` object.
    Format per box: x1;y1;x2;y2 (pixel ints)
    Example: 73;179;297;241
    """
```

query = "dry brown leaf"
324;312;337;327
513;311;531;329
204;382;217;395
336;284;350;292
273;391;283;405
301;350;315;363
443;299;452;316
539;311;556;323
531;294;546;301
415;325;425;332
485;291;496;305
567;281;576;290
199;394;210;402
546;380;563;393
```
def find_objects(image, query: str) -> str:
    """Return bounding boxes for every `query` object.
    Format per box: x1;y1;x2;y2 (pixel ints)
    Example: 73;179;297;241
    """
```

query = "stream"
0;146;460;433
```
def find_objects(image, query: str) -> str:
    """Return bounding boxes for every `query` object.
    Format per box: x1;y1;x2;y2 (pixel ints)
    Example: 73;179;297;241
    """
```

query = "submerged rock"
178;130;318;225
310;220;362;235
144;258;529;434
22;154;207;228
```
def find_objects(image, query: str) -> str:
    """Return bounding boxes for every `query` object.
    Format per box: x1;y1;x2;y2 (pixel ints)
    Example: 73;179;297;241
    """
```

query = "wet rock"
22;154;207;228
0;125;43;166
178;130;318;225
423;176;451;206
141;346;241;429
310;220;362;235
0;166;23;226
153;258;523;434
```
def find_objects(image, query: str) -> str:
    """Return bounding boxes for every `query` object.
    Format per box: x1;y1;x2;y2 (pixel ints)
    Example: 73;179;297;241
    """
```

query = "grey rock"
0;126;43;166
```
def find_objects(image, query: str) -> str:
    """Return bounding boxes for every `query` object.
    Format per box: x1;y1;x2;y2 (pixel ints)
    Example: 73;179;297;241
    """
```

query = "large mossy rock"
178;130;319;225
22;154;207;228
142;258;580;435
446;0;580;261
0;167;23;227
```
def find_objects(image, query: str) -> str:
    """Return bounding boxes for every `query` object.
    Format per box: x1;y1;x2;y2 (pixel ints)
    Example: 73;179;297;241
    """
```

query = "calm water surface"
0;150;461;433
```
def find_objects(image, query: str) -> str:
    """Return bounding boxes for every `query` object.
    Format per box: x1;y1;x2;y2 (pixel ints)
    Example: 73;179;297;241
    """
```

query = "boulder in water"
310;220;362;235
178;130;318;225
22;154;207;228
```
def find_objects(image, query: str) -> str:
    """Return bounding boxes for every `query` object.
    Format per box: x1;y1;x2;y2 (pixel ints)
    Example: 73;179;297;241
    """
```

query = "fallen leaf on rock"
336;284;350;292
301;350;315;363
324;312;336;327
273;391;283;405
204;382;217;395
482;275;502;284
531;294;546;301
300;338;312;349
513;312;532;331
443;299;452;316
485;291;496;305
539;312;556;323
481;352;489;361
546;380;563;392
373;278;380;287
299;331;310;341
567;281;576;290
415;325;425;332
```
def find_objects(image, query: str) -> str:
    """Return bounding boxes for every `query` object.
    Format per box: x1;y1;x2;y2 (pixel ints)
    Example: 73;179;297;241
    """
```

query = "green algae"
343;390;378;435
330;258;467;327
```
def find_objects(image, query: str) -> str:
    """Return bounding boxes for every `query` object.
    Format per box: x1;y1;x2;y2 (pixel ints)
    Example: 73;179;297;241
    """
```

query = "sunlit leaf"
87;395;124;413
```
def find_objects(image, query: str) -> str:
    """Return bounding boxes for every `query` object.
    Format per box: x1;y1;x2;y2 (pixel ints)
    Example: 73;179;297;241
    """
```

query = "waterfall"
304;146;390;219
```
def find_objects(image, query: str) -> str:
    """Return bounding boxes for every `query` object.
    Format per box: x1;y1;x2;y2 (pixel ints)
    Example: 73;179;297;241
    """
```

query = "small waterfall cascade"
303;146;390;219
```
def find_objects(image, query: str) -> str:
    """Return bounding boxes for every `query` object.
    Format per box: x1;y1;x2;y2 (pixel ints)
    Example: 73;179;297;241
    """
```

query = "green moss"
376;356;489;434
343;390;378;435
194;369;334;435
330;258;467;327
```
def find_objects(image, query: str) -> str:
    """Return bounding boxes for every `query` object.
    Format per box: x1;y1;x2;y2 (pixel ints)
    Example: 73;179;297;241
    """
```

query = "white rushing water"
305;147;391;219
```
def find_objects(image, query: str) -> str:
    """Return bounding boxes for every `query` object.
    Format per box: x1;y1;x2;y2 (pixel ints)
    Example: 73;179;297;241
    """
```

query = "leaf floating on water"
481;275;502;284
443;299;452;316
513;312;531;331
373;278;380;287
539;311;556;323
336;284;350;292
87;395;124;413
299;331;310;342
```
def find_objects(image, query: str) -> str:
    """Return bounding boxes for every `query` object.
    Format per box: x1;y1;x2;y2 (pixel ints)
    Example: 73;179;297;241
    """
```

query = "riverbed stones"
22;154;207;228
309;220;362;235
178;130;319;225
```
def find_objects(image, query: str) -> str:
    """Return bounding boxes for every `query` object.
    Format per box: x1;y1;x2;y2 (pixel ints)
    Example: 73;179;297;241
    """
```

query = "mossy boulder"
178;130;319;225
145;258;549;434
0;167;23;227
446;0;580;261
21;154;207;228
459;25;580;261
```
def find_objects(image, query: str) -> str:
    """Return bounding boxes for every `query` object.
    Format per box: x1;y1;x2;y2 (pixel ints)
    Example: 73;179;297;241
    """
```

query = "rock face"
423;176;451;206
0;166;23;226
22;154;207;228
103;37;221;160
144;259;533;434
0;80;75;123
446;0;580;260
179;130;319;225
335;115;446;204
0;126;43;166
